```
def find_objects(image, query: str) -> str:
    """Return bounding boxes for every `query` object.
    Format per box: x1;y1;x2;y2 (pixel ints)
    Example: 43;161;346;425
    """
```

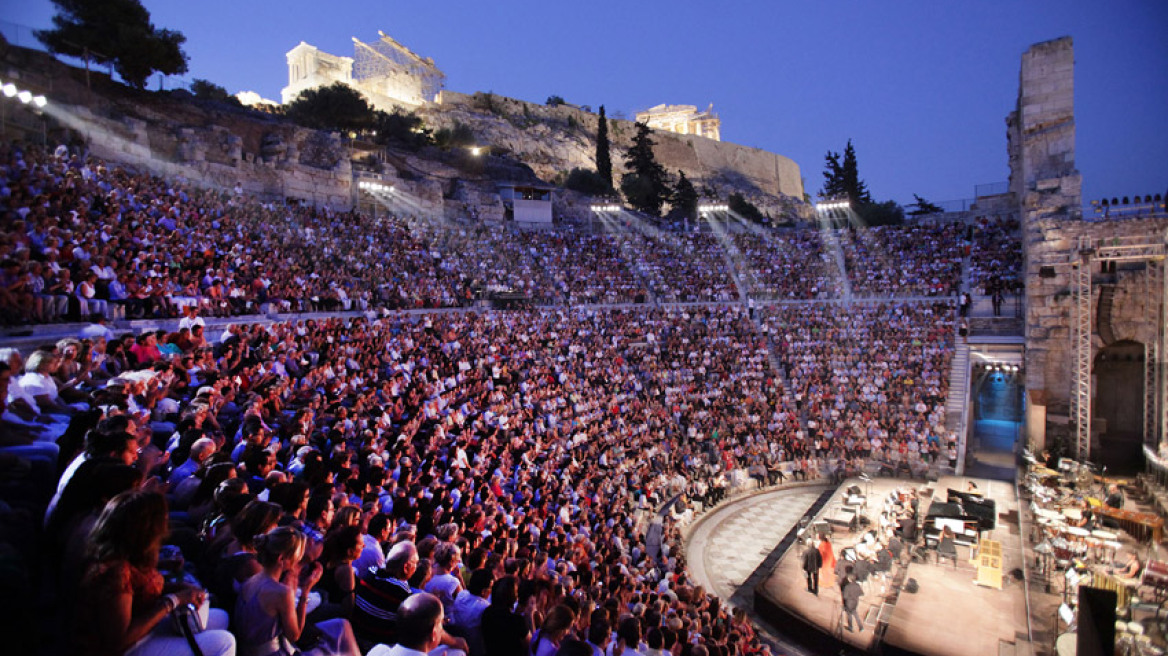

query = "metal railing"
974;182;1010;198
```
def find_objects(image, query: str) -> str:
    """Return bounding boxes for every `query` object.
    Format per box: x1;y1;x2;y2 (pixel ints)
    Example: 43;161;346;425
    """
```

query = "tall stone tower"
1010;37;1082;450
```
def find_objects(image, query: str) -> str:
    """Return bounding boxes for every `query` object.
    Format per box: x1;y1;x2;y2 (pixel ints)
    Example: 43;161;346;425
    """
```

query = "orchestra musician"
1104;484;1125;510
1107;550;1141;584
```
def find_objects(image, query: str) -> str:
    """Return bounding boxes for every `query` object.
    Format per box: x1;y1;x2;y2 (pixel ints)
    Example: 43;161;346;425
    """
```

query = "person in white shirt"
179;305;206;331
353;513;391;575
423;543;463;612
76;271;108;319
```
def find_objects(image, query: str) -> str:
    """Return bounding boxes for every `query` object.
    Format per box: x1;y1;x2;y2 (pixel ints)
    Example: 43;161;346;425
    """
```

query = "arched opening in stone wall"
968;362;1025;479
1094;340;1145;473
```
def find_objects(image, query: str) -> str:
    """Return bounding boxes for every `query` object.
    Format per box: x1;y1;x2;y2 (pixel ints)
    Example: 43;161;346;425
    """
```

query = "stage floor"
687;485;829;606
754;476;1031;656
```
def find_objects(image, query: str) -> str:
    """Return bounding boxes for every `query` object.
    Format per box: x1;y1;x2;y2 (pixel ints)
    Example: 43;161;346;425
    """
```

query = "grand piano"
923;489;997;547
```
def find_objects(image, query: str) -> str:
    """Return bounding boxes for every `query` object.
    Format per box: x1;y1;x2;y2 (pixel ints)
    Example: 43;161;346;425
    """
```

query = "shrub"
564;169;611;196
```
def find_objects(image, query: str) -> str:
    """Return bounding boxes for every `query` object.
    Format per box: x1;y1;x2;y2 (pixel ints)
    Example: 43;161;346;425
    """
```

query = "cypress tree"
621;122;670;216
596;105;613;191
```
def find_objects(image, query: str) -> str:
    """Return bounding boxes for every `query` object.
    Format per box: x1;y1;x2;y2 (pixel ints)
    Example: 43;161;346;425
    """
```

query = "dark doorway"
1094;340;1145;474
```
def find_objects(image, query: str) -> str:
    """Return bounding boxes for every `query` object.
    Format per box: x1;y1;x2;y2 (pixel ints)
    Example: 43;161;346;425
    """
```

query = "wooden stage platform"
754;476;1031;656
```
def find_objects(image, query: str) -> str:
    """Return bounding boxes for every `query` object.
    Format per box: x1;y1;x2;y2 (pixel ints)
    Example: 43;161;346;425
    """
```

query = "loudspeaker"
1039;266;1057;278
903;578;919;594
1077;586;1116;656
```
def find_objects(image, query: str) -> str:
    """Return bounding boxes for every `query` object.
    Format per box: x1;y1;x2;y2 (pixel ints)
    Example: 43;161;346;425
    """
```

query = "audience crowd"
0;143;1029;328
0;140;988;656
836;224;964;297
968;216;1023;298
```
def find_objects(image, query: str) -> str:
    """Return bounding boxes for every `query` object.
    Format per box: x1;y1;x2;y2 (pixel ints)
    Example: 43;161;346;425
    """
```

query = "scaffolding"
1070;232;1168;460
1071;249;1093;460
352;31;444;103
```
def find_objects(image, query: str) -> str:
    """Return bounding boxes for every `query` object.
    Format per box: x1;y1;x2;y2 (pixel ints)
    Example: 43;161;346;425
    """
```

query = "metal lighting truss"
1070;232;1168;460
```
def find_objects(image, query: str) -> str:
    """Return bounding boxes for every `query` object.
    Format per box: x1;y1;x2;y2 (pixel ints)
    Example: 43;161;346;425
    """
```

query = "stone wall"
67;104;355;209
1023;218;1167;422
1012;37;1168;453
1012;37;1081;448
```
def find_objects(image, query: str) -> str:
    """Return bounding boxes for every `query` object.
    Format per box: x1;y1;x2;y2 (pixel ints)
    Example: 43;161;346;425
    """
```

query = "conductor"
802;538;823;595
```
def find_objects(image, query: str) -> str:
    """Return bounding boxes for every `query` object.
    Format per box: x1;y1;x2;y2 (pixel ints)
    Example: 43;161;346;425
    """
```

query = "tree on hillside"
36;0;188;88
860;200;905;226
908;194;944;217
565;168;611;196
371;109;432;151
621;122;670;216
190;79;240;105
729;193;766;224
596;105;613;191
820;139;870;208
670;171;698;221
286;83;375;133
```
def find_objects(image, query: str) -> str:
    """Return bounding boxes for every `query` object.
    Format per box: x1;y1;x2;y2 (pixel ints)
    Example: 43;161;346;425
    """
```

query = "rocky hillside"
1;37;806;223
422;91;806;220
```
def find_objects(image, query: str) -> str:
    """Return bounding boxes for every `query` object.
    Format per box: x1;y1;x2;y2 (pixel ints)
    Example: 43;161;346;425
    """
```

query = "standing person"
73;489;236;656
818;535;837;590
235;526;361;656
842;574;863;633
802;537;823;595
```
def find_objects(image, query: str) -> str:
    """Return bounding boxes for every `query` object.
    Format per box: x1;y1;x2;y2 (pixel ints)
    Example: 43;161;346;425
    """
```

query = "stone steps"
947;341;972;474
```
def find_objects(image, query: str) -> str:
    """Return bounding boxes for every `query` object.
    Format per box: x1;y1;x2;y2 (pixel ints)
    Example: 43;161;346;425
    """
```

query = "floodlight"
33;95;47;108
17;90;31;104
2;84;16;97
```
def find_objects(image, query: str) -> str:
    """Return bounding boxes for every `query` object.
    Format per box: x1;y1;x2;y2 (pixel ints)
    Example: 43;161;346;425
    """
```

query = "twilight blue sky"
5;1;1167;207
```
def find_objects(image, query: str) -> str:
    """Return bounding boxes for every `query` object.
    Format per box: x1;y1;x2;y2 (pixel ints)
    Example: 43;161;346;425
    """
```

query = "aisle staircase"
820;228;853;300
945;341;972;438
948;257;974;474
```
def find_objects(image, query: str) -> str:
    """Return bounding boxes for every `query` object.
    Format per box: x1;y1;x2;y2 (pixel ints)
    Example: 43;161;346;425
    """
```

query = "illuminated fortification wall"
1014;37;1168;450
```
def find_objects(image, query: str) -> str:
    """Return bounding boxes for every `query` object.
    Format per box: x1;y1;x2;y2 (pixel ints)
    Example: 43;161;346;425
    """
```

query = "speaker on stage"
1077;586;1116;656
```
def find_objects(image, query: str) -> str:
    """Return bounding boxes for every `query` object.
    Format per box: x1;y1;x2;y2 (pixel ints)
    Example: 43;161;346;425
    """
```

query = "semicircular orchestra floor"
686;485;829;606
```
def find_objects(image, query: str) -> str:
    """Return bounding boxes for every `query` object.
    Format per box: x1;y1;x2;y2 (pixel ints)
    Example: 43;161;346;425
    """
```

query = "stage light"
2;84;16;97
17;90;31;104
33;95;47;108
470;147;481;156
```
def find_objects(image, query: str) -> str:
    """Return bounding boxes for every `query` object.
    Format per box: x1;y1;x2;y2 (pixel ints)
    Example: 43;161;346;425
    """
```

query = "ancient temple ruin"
635;103;721;141
281;31;445;111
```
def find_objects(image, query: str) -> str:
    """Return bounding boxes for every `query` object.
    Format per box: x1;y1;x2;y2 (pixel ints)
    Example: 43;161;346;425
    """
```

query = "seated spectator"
236;526;360;656
367;592;448;656
73;489;235;656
